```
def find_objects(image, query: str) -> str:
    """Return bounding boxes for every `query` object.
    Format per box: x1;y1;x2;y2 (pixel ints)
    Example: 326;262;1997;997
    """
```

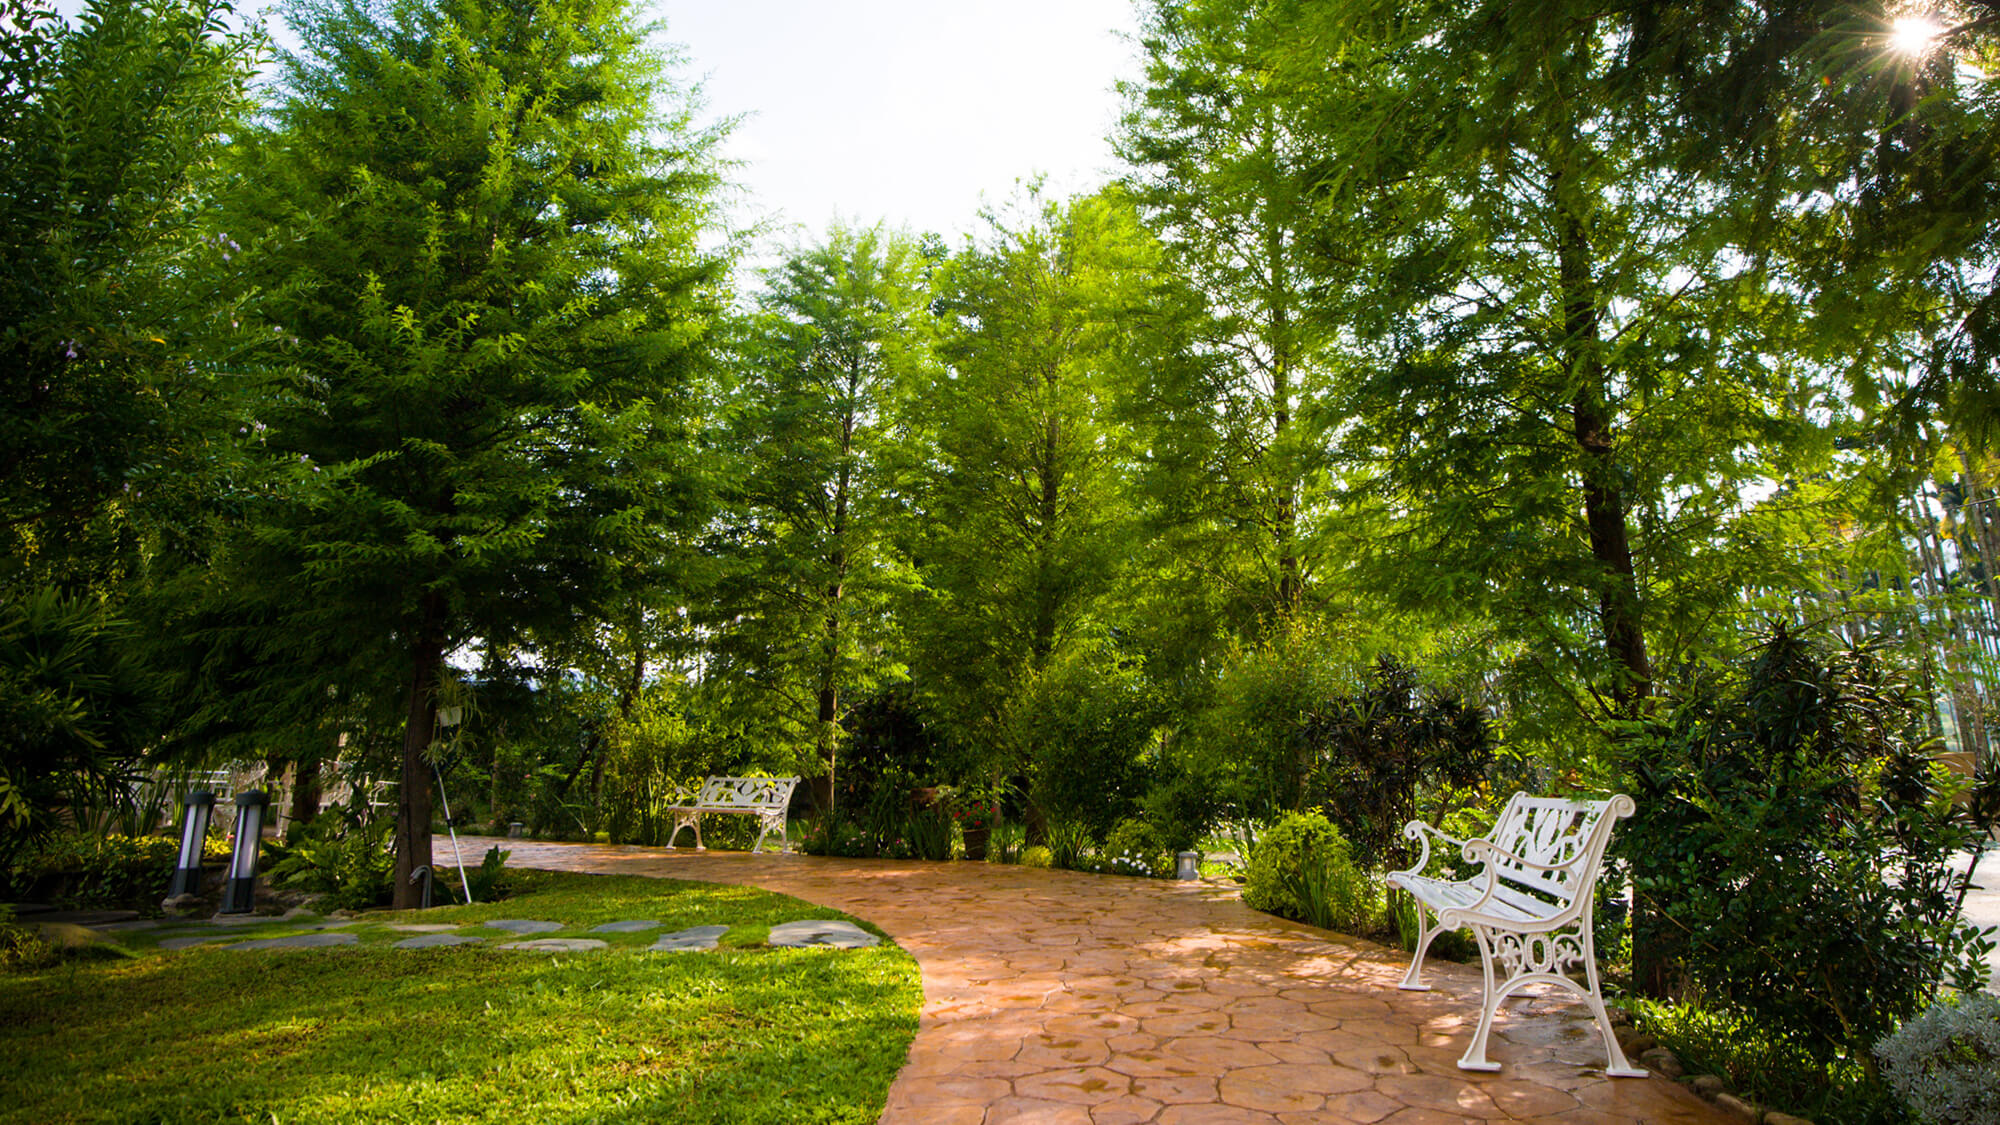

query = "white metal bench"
664;776;800;854
1383;791;1643;1076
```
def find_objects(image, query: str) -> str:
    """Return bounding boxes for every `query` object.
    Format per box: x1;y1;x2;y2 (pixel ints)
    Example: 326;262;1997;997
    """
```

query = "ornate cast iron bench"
664;776;800;854
1382;791;1644;1076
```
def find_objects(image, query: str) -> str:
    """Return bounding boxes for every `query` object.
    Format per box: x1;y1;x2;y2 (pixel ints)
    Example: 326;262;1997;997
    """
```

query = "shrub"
446;846;510;905
599;686;726;846
265;817;393;911
1138;751;1225;854
1019;845;1053;868
0;589;161;863
0;831;178;910
903;801;953;861
1877;993;2000;1125
1100;817;1171;878
1621;624;1995;1079
800;813;873;858
1044;819;1091;870
0;908;57;972
1191;630;1493;870
1242;811;1378;932
1630;996;1906;1124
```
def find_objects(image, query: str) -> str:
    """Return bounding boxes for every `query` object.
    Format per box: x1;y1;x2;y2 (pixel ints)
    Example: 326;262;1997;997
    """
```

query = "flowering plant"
950;801;1000;831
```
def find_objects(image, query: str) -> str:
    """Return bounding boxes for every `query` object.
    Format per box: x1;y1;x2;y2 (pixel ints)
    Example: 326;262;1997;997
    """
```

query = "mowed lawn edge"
0;870;922;1125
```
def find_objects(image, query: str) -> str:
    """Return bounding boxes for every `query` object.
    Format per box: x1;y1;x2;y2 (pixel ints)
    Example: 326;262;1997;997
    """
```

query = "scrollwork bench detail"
1382;791;1643;1076
664;776;800;854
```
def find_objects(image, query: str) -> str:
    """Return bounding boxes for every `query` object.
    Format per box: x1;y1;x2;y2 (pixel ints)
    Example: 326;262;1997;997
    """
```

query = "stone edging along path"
457;835;1732;1125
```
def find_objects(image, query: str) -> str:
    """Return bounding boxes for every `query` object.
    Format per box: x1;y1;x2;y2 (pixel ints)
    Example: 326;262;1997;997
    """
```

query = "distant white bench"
1383;791;1643;1076
664;776;800;854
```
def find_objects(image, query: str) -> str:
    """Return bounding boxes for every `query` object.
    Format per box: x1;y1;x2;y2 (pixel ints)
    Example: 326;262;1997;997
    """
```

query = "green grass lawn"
0;870;922;1125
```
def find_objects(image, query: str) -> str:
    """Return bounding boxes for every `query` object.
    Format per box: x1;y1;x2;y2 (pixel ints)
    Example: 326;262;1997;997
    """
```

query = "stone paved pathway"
455;835;1728;1125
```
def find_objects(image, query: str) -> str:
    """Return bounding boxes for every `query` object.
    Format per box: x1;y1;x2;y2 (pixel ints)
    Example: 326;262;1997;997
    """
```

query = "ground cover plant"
0;870;921;1125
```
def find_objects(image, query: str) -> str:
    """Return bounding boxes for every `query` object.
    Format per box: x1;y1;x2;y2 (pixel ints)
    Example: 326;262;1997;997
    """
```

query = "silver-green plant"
1876;992;2000;1125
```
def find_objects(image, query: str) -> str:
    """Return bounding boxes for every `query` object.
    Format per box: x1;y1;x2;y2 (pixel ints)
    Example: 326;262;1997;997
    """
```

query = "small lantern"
167;790;216;898
221;789;269;914
1176;851;1201;880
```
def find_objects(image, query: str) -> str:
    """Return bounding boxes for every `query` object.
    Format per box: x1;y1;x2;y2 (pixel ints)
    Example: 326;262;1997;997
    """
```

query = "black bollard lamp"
220;789;269;914
167;790;216;898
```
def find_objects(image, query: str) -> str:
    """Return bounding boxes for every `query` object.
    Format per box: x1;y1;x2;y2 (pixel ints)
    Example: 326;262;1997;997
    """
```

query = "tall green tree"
710;226;930;810
229;0;729;906
1118;0;1349;649
909;187;1151;777
1253;0;1836;726
0;0;258;583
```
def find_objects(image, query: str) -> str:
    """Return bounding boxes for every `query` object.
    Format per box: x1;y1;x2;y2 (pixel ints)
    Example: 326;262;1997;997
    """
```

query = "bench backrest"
1479;792;1633;914
695;776;800;810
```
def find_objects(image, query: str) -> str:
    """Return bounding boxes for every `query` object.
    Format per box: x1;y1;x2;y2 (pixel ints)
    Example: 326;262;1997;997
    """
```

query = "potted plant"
950;788;1003;861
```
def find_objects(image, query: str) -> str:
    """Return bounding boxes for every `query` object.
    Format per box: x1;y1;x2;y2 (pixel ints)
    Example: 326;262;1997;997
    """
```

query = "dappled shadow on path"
460;836;1726;1125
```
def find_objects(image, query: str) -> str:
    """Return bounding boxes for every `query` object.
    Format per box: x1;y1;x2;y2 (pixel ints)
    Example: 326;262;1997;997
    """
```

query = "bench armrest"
1460;837;1594;875
1386;820;1466;883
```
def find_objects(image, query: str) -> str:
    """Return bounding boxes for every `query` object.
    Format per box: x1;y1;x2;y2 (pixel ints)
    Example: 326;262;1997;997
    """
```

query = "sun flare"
1889;14;1945;56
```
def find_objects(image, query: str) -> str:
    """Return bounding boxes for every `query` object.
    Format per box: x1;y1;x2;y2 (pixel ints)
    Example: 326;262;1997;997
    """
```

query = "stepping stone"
387;923;463;933
498;938;607;953
482;919;563;934
224;932;359;951
208;914;278;927
590;920;660;934
394;933;485;950
96;919;164;933
768;920;878;949
159;935;231;951
649;925;729;952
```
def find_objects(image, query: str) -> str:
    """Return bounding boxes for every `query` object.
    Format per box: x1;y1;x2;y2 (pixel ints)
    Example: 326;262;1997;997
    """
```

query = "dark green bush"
1044;819;1091;870
1138;747;1225;854
1621;624;1995;1093
902;802;953;861
1192;631;1494;870
265;817;394;911
799;813;873;857
0;590;161;862
0;832;180;910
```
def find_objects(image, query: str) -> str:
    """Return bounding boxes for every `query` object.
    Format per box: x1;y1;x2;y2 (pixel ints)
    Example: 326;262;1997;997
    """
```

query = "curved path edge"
457;836;1728;1125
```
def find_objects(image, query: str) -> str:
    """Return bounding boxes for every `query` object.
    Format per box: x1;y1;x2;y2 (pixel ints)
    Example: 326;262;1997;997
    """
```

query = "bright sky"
653;0;1145;248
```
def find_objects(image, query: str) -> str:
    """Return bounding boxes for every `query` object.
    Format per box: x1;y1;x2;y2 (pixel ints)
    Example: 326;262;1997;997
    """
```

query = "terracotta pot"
961;826;990;861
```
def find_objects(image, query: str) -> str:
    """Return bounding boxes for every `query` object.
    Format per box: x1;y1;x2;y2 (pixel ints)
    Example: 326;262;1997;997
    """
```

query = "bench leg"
1458;921;1647;1077
749;810;789;854
1397;899;1444;991
1458;924;1510;1072
665;812;705;851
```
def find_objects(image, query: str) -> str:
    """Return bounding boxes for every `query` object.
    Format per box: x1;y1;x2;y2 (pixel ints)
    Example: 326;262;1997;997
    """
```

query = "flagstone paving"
454;835;1730;1125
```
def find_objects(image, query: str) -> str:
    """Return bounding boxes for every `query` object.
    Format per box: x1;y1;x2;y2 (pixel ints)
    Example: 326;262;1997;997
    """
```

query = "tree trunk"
1554;178;1651;709
392;594;445;909
813;396;857;815
287;755;321;837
